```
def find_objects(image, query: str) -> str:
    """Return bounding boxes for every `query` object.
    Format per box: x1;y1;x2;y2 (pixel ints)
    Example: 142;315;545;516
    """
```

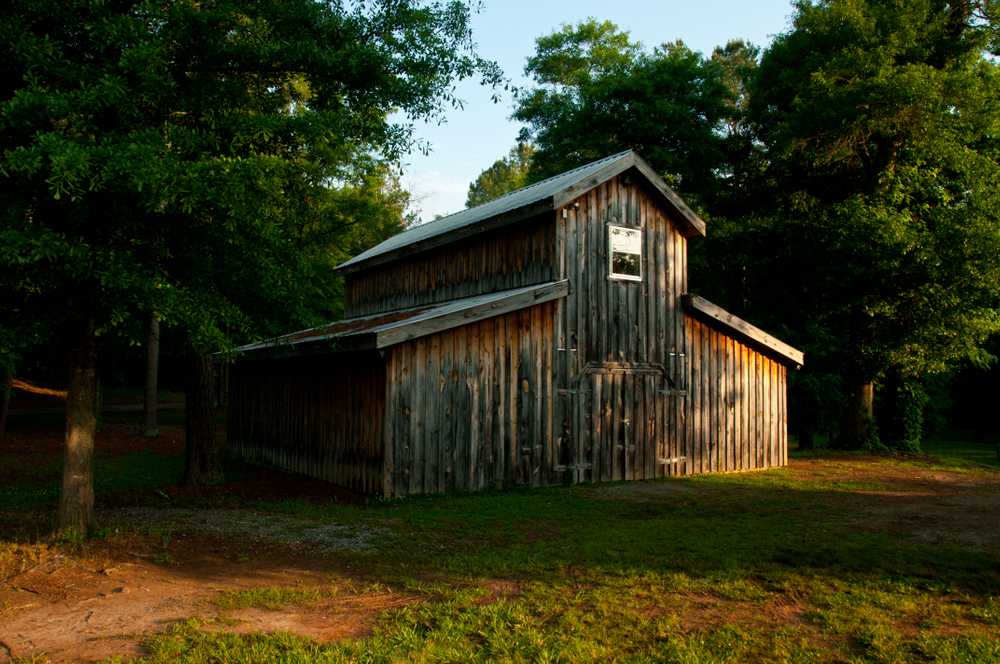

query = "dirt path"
0;540;407;663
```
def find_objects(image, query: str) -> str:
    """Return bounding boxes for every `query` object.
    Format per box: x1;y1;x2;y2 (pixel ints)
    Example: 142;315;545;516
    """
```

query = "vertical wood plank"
411;339;426;493
592;374;603;482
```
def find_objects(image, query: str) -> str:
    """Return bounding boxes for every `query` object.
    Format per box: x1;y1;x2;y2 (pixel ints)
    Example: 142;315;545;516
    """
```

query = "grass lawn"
1;417;998;663
924;433;1000;470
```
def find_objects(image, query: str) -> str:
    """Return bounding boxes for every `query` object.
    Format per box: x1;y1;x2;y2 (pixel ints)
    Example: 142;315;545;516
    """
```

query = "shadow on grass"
2;425;998;663
3;425;997;596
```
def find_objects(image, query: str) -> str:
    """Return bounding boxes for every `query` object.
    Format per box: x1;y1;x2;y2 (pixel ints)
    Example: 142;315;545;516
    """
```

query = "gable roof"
336;150;707;275
682;294;805;367
236;280;569;358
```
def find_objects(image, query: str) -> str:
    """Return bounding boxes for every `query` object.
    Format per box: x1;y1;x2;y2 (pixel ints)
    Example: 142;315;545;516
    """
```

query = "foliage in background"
512;19;735;209
465;143;535;207
877;374;929;452
0;0;499;355
488;2;1000;450
746;0;1000;447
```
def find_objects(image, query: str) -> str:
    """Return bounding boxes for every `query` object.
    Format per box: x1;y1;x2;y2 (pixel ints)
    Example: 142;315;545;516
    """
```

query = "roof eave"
682;294;804;367
335;150;707;276
374;279;569;348
631;155;707;238
232;280;570;361
235;330;379;360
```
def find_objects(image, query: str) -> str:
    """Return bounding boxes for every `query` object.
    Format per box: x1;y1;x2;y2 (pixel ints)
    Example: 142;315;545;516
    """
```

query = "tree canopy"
466;143;535;207
489;2;1000;450
746;0;1000;445
512;19;734;207
0;0;499;529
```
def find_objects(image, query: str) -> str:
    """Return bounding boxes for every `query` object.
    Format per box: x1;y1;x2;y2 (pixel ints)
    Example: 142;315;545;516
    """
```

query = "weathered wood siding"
228;354;385;492
556;174;690;482
383;301;557;497
684;316;788;472
232;168;790;495
345;217;556;317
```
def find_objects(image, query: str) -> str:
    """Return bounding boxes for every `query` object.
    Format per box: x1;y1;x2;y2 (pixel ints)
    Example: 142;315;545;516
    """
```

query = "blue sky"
402;0;798;221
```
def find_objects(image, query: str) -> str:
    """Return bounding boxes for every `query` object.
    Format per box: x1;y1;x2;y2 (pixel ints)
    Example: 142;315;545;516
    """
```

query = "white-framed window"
608;224;642;282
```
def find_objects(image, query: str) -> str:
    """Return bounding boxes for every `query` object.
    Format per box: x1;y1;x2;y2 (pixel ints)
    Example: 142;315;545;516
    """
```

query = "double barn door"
560;365;686;483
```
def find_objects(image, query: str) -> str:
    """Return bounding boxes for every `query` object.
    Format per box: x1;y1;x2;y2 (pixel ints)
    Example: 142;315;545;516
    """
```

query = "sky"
402;0;798;222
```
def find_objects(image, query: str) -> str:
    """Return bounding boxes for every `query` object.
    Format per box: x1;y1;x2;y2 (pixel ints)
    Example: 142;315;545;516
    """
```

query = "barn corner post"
185;352;222;486
381;348;396;499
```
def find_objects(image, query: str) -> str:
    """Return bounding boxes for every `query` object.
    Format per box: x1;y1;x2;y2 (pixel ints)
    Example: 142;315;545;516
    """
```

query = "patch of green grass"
970;597;1000;627
95;450;185;494
924;433;1000;470
111;456;1000;662
132;577;998;664
913;634;1000;663
0;450;183;511
137;598;828;664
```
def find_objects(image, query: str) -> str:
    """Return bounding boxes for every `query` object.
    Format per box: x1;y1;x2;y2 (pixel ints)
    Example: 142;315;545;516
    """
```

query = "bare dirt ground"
0;535;412;663
787;456;1000;550
0;412;393;663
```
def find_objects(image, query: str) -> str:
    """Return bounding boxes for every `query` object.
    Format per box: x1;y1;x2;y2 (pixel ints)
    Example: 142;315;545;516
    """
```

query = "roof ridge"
410;149;634;230
335;147;710;274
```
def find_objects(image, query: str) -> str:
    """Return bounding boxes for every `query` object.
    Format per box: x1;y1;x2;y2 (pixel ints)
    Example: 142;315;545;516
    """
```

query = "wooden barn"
228;150;804;496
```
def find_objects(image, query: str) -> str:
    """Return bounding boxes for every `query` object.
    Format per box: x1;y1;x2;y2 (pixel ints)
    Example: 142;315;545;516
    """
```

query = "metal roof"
236;280;570;358
336;150;706;275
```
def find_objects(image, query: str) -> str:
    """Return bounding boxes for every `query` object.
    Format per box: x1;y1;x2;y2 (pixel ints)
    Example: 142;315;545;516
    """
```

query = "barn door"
562;368;677;483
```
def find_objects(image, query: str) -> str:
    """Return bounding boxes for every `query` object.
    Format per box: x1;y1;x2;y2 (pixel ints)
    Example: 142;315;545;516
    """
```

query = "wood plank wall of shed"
228;354;385;493
382;301;557;497
345;217;556;317
684;316;788;473
555;173;690;483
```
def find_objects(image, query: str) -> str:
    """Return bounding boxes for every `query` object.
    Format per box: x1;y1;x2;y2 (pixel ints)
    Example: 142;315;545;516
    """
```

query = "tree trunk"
59;319;98;533
0;371;11;443
840;380;876;449
185;353;221;486
143;313;160;438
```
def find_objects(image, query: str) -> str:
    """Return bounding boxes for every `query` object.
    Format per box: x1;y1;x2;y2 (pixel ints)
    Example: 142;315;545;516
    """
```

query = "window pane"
608;225;642;281
612;251;641;276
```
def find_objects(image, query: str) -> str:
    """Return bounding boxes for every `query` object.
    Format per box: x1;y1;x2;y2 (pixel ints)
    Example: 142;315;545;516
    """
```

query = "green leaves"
514;21;733;208
732;0;1000;446
466;143;534;207
0;0;496;358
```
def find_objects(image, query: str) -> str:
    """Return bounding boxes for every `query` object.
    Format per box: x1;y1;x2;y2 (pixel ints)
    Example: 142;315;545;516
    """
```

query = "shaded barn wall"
685;316;788;473
228;354;385;493
556;173;690;483
383;301;557;497
344;217;557;317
